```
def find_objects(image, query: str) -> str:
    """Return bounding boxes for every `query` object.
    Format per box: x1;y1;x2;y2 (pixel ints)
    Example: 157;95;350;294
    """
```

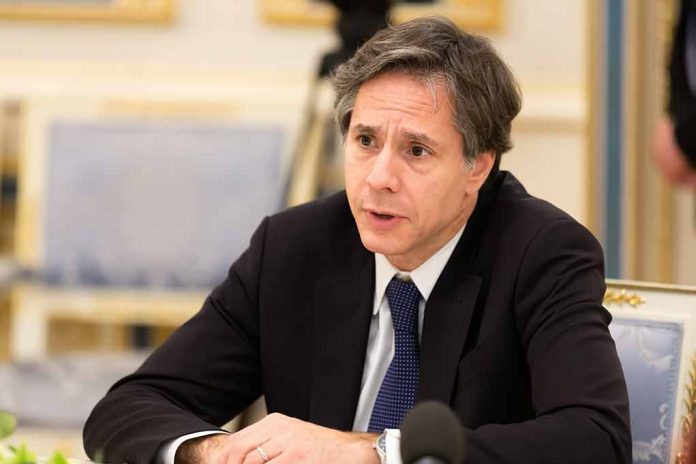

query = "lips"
363;208;405;229
364;207;402;219
366;210;402;221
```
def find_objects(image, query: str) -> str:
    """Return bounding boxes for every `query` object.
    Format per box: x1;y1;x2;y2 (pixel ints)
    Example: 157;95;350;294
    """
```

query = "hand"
176;413;380;464
653;117;696;188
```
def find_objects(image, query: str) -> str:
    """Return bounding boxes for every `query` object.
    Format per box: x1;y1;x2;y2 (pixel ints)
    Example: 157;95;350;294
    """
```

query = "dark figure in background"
654;0;696;187
319;0;389;77
84;17;631;464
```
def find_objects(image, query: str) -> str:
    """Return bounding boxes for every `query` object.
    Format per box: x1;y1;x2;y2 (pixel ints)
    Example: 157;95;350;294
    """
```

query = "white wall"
493;0;588;223
0;0;586;81
674;190;696;285
493;0;586;86
0;0;585;81
0;0;336;72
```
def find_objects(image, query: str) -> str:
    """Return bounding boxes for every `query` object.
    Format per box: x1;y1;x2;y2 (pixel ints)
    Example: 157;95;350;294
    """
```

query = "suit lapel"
417;173;502;404
417;273;481;403
309;250;374;430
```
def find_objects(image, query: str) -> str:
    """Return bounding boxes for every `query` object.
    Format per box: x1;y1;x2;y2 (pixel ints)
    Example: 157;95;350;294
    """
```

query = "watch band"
373;431;387;464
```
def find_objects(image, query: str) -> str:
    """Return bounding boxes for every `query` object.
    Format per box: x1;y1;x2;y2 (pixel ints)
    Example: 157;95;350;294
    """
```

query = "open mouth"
368;211;401;223
365;210;403;229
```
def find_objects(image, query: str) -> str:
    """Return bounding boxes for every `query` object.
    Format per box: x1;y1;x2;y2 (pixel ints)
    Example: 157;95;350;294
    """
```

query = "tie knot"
386;277;421;333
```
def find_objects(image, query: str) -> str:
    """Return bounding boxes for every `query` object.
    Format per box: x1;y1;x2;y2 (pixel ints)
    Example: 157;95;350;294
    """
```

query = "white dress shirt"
352;226;464;463
159;226;465;464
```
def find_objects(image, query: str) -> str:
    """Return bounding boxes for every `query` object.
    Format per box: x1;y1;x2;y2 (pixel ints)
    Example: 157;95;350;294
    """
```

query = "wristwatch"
373;431;387;464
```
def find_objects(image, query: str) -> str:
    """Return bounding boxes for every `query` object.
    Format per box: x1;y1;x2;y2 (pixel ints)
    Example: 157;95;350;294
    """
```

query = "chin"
357;230;404;256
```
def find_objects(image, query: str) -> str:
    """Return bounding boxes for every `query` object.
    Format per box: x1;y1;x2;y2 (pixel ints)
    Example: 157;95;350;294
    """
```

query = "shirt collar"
372;225;466;315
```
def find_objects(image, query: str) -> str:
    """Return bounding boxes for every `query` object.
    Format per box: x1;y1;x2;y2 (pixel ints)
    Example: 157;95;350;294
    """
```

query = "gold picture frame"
260;0;502;32
0;0;175;24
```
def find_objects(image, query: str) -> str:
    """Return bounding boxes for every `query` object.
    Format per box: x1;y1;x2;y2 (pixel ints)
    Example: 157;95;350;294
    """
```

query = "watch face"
378;433;387;452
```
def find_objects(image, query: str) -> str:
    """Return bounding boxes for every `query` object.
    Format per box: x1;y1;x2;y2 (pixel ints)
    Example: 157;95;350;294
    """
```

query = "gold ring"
256;445;270;462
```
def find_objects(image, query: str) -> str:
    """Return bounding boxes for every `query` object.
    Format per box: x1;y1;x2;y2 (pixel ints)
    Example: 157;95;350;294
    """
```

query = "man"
654;0;696;187
84;17;631;463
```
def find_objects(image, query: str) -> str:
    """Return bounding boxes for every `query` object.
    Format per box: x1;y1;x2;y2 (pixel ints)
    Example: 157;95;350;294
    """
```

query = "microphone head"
400;400;464;464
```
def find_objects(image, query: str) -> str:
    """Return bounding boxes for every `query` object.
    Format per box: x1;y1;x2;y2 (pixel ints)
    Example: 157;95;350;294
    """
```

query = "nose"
366;145;400;192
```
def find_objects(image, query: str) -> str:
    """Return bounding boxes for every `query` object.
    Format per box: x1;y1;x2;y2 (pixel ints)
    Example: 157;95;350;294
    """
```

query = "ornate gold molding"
606;279;696;295
0;0;175;24
677;354;696;464
259;0;502;31
603;288;646;308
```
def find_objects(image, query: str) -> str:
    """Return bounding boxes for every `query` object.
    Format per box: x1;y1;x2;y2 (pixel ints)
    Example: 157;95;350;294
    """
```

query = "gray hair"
332;16;522;168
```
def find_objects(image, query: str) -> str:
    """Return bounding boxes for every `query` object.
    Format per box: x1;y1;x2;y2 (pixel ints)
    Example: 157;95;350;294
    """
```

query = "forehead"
350;71;455;131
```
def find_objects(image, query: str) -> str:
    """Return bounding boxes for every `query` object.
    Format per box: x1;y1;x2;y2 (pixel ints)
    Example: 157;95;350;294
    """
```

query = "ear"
464;150;495;195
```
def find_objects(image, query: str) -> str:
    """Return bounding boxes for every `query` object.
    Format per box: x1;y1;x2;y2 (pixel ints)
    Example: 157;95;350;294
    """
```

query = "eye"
410;145;428;157
358;135;373;147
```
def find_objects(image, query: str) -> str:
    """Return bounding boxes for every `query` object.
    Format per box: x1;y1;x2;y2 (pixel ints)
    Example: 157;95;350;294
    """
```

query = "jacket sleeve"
83;217;269;464
464;218;632;464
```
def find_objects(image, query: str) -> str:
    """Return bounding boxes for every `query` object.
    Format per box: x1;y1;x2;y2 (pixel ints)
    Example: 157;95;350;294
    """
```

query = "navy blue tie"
368;276;421;432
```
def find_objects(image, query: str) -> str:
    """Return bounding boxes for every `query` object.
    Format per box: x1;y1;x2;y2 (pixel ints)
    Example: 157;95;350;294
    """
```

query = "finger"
218;435;266;464
685;172;696;187
241;441;280;464
264;449;298;464
220;419;277;464
225;414;296;464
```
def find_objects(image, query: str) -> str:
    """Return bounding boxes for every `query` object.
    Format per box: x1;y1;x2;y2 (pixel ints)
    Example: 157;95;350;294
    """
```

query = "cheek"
412;176;465;220
344;152;368;188
344;164;359;194
344;160;364;214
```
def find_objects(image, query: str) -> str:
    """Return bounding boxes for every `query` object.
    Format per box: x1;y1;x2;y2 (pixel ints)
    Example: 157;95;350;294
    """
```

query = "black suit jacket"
83;171;631;463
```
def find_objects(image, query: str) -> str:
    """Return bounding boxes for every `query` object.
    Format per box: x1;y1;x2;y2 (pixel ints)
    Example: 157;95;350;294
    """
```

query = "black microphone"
400;400;465;464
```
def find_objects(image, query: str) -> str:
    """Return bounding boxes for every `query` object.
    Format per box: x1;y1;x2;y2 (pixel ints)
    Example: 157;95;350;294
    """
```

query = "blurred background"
0;0;694;461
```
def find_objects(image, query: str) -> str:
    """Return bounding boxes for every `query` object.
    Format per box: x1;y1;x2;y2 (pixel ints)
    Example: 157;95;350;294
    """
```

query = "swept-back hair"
332;16;522;169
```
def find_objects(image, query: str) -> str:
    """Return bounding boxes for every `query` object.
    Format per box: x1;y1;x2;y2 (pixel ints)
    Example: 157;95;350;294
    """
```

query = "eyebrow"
350;123;378;136
350;124;440;149
403;130;439;149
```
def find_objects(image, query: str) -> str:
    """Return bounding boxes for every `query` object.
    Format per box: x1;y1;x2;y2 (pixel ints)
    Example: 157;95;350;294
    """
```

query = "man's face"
344;71;492;271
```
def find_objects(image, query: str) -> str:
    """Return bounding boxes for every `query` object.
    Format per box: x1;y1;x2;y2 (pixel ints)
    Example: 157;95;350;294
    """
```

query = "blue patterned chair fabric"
610;318;684;463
